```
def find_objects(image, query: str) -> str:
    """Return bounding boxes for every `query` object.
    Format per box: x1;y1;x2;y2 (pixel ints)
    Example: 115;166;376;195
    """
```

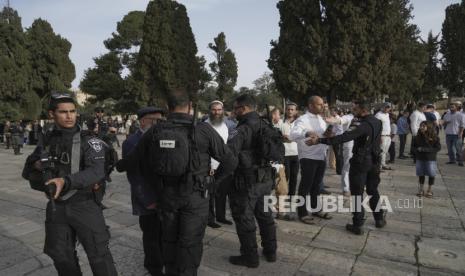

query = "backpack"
255;119;285;165
150;119;200;177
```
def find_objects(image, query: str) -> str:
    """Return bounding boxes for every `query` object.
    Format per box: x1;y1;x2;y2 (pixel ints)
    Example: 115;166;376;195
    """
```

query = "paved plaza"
1;137;465;276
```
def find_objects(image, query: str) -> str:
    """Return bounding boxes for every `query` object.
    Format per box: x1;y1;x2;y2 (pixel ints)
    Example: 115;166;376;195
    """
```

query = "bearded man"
205;100;233;228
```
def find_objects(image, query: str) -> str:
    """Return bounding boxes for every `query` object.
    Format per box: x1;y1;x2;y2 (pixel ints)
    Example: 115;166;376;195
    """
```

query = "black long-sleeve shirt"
22;125;106;195
413;136;441;161
118;113;237;192
319;115;382;156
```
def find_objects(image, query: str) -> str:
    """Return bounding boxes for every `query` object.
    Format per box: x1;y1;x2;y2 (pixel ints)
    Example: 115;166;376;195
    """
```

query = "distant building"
71;89;93;106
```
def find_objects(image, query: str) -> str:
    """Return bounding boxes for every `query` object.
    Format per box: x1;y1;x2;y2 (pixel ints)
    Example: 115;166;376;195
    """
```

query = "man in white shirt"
375;103;392;170
443;101;464;166
409;103;427;159
205;100;233;227
290;96;332;224
326;112;354;196
281;103;299;197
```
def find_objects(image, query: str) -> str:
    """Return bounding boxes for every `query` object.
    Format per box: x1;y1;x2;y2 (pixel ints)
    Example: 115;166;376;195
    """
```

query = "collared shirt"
281;118;298;156
289;111;328;160
397;116;409;135
340;114;354;148
410;110;427;136
206;119;229;170
332;115;344;135
375;111;391;135
443;111;464;135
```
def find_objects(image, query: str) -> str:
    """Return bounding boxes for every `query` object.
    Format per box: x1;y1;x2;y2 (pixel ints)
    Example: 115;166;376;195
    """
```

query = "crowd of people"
16;89;465;276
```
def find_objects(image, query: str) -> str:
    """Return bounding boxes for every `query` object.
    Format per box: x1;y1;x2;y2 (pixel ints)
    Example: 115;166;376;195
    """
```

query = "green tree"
0;7;39;120
208;32;238;102
137;0;200;106
104;10;145;73
253;72;283;111
80;52;125;102
419;31;442;102
80;11;145;114
441;0;465;99
26;18;75;102
268;0;324;105
269;0;427;106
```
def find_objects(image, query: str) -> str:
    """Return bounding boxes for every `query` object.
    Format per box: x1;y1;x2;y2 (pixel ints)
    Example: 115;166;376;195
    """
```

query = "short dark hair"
166;88;191;111
48;91;76;111
417;102;426;108
353;99;370;111
286;101;298;107
235;94;256;109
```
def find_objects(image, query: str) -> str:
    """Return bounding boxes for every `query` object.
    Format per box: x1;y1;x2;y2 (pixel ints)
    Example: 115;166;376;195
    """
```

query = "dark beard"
209;113;224;126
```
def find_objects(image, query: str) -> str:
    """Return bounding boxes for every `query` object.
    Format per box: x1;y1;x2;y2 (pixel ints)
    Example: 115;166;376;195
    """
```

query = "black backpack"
150;119;200;177
255;119;285;165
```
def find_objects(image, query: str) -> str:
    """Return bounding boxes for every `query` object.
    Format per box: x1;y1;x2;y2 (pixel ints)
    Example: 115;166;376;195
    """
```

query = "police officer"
227;94;277;268
87;107;110;139
122;107;165;276
307;99;387;235
22;92;117;276
10;120;24;155
117;88;237;276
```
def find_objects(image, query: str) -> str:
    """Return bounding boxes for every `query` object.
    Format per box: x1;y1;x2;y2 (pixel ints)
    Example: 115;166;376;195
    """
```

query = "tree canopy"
208;32;238;102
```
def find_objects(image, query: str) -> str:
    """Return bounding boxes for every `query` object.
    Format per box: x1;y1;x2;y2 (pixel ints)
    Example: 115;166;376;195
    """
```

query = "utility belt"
54;191;94;204
234;165;274;191
161;172;214;198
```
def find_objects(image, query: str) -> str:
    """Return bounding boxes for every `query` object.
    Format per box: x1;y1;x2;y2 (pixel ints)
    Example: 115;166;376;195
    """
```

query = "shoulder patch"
88;137;103;153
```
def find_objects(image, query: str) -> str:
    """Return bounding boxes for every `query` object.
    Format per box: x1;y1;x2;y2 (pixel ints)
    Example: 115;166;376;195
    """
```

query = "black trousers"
349;161;383;226
139;213;163;276
388;142;396;162
333;144;343;174
229;173;276;259
298;159;326;218
44;199;117;276
208;174;230;223
160;186;209;276
284;155;299;196
398;134;407;157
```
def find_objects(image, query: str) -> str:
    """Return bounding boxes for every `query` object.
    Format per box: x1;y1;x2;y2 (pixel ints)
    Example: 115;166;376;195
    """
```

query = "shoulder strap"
60;132;80;201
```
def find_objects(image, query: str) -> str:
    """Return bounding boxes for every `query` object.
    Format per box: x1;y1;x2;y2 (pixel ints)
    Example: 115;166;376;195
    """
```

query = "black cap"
137;107;165;119
48;91;75;111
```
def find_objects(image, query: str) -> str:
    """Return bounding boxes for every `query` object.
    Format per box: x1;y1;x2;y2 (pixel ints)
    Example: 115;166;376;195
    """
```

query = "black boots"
346;224;364;235
229;255;259;268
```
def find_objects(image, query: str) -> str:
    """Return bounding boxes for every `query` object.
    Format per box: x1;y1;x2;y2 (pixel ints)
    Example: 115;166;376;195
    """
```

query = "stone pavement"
1;136;465;276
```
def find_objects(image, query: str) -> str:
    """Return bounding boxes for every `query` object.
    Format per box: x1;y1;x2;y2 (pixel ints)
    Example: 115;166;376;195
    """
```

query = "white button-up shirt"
290;111;328;160
375;111;391;136
410;110;427;136
280;118;298;156
206;119;228;170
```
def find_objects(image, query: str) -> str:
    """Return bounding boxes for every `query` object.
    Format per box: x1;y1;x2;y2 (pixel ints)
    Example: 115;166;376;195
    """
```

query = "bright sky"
7;0;461;90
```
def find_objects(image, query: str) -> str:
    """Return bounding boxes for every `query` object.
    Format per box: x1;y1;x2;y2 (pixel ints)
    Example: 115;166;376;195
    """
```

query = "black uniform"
87;117;109;138
22;125;117;276
227;111;277;265
118;113;237;276
10;121;24;155
319;114;384;227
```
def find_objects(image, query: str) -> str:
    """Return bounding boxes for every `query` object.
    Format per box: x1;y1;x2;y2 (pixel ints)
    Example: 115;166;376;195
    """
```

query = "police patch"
88;138;103;152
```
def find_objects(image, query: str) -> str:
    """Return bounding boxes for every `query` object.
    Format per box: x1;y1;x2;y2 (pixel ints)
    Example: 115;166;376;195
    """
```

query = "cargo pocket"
92;227;111;257
44;222;75;262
